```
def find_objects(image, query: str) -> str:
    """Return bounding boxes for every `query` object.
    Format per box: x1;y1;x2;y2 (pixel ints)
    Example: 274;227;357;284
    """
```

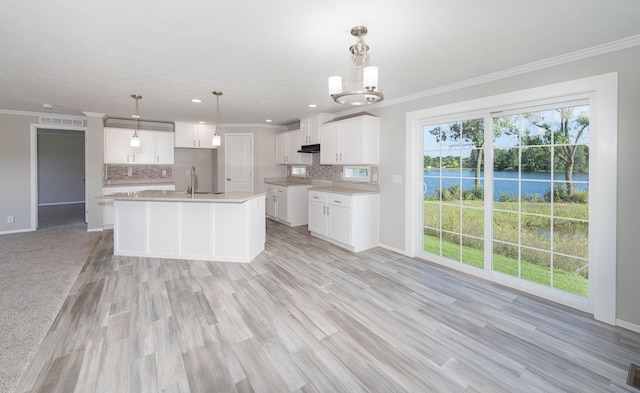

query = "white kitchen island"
105;190;265;263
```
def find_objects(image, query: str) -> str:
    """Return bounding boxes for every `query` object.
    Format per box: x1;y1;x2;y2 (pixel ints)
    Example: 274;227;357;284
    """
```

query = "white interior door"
225;133;253;192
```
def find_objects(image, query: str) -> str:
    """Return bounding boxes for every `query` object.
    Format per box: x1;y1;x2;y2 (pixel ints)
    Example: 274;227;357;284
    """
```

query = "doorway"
31;126;87;230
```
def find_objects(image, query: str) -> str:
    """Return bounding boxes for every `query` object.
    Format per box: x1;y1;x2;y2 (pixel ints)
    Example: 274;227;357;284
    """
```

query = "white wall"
37;130;85;205
0;113;37;232
173;148;216;192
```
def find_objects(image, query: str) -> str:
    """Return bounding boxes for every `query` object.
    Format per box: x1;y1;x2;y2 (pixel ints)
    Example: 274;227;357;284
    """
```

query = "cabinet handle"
157;155;159;162
333;200;341;204
323;205;326;215
193;140;196;147
335;153;338;162
132;154;136;163
327;206;329;215
340;153;342;162
127;154;130;162
198;140;201;147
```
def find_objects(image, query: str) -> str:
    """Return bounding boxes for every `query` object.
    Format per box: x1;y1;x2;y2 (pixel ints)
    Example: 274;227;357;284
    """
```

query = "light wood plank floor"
16;220;640;392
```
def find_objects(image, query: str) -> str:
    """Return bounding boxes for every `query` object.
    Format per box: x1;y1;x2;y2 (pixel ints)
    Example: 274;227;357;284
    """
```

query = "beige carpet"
0;204;100;393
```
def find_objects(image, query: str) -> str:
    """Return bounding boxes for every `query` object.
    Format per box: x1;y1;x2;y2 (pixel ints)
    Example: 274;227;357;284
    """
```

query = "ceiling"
2;0;640;127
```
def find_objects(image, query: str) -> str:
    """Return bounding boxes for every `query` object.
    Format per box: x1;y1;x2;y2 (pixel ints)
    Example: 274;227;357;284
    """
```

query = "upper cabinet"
275;130;312;165
299;113;333;145
104;127;174;164
320;115;379;165
174;121;217;149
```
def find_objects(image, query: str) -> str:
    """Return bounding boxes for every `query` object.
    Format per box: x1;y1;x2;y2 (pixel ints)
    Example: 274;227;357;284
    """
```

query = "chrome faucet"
187;166;196;197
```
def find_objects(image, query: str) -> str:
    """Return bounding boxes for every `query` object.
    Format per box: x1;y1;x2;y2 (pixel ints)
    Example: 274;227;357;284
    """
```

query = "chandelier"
328;26;383;106
211;91;222;146
130;94;142;147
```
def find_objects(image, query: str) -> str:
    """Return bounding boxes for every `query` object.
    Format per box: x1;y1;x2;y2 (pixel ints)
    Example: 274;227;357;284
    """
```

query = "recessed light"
42;103;53;109
191;99;202;103
265;119;272;123
199;121;206;124
308;104;317;108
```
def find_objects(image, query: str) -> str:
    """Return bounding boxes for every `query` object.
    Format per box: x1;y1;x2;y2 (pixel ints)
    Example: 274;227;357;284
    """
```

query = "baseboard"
0;228;34;235
616;319;640;334
378;243;412;257
38;201;85;206
87;227;104;233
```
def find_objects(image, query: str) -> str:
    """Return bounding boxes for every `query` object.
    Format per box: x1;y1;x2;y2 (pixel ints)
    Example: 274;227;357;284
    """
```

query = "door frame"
224;133;254;192
30;124;88;230
405;73;618;325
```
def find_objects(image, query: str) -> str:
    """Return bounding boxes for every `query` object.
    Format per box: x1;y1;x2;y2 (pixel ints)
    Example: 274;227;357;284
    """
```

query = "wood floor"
16;220;640;393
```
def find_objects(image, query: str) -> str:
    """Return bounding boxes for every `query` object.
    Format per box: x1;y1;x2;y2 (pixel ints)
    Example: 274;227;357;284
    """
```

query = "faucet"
188;166;196;197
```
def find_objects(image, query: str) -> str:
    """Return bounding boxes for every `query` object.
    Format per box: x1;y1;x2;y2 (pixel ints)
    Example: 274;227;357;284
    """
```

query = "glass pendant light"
130;94;142;147
212;91;223;146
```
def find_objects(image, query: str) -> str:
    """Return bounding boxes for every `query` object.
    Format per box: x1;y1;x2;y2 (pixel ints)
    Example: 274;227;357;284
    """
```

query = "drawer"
308;191;328;203
265;184;277;193
328;193;351;208
276;187;287;196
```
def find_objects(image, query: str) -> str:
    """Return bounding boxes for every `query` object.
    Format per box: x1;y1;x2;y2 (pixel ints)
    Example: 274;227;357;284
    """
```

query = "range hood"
297;144;320;153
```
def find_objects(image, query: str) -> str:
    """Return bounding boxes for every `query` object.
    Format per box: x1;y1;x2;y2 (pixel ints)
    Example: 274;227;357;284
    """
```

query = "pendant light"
130;94;142;147
211;91;223;146
328;26;383;106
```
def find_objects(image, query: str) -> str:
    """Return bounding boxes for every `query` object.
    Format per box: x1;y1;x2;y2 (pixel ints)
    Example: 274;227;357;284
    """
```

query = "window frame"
406;73;618;324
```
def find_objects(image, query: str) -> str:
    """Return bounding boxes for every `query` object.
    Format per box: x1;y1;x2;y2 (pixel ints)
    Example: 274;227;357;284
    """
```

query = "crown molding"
336;34;640;117
0;108;88;119
222;123;287;131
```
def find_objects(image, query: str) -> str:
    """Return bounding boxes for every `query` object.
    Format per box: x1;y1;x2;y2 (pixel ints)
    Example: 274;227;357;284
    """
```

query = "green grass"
423;234;588;297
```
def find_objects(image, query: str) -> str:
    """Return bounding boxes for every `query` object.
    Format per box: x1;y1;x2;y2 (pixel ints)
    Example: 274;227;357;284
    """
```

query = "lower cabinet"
308;190;379;252
265;183;311;227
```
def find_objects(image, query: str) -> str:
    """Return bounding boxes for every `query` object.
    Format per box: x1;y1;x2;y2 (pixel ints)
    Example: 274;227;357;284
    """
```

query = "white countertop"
99;190;265;203
264;179;313;188
309;186;379;196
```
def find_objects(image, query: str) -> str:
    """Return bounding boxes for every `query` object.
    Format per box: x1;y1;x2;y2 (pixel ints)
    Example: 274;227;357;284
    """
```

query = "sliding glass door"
421;101;590;301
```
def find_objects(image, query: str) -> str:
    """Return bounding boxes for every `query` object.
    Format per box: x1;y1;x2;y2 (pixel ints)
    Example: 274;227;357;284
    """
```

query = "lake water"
424;170;589;200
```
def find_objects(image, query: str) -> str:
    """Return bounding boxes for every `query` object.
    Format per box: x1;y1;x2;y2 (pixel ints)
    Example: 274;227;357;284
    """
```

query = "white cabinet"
174;121;217;149
320;115;379;165
275;130;312;165
265;183;311;227
266;186;277;218
276;188;288;222
102;183;175;229
104;128;174;164
308;190;379;252
300;113;332;145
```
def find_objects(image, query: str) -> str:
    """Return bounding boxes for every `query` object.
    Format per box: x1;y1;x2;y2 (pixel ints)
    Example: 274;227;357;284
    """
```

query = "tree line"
425;106;589;196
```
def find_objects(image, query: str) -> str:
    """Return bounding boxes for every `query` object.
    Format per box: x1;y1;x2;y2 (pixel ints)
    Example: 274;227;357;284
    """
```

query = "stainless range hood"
297;144;320;153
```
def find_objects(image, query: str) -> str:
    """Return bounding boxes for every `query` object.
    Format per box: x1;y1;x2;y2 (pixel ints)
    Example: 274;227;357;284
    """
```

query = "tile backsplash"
288;153;378;185
104;164;173;181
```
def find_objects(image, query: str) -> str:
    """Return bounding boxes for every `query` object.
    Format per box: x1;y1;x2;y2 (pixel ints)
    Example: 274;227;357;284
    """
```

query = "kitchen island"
104;190;265;263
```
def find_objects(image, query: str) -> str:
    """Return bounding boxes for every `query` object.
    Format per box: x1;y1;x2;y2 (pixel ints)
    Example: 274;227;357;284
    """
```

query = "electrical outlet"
127;168;133;177
162;169;167;176
7;216;14;224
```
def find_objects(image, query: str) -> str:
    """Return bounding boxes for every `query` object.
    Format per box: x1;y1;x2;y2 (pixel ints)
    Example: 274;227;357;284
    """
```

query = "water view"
424;170;589;200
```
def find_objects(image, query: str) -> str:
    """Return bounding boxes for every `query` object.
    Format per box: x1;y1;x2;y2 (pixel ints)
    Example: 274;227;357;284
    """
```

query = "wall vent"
40;117;86;127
